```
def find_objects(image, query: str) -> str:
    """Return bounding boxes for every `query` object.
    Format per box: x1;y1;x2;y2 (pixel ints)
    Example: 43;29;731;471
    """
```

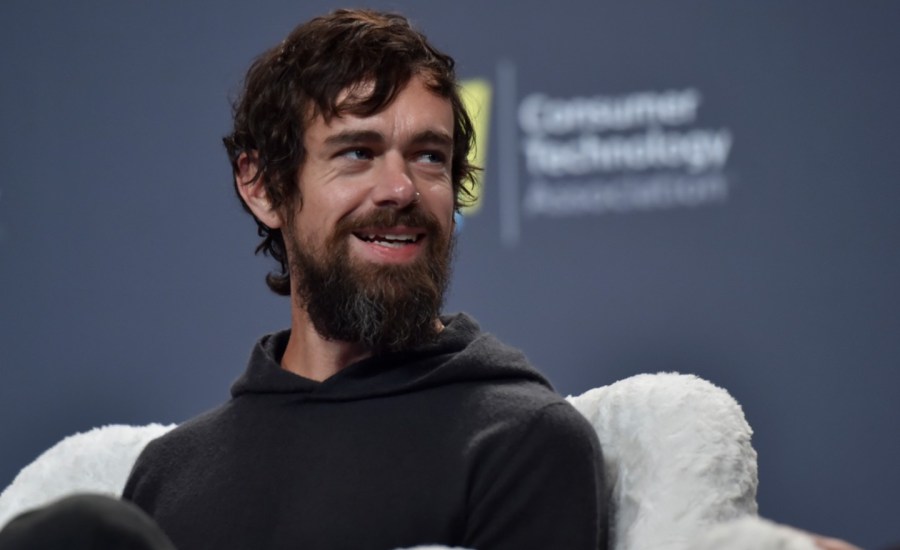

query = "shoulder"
123;403;245;507
458;379;602;467
460;374;590;430
124;404;232;487
486;397;601;455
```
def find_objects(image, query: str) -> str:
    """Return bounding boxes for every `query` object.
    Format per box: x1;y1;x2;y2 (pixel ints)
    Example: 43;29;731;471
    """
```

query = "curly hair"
223;9;478;295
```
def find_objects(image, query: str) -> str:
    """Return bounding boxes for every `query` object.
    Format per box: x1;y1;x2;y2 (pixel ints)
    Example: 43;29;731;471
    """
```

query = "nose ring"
412;191;421;204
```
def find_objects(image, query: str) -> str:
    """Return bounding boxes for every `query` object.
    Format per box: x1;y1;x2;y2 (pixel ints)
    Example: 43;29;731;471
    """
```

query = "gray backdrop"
2;2;898;548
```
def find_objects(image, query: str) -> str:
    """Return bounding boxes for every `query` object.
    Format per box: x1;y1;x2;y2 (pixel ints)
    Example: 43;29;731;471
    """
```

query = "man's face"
284;74;457;351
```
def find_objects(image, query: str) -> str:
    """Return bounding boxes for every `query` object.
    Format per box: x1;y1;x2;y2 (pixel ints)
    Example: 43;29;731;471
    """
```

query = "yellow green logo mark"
459;79;492;216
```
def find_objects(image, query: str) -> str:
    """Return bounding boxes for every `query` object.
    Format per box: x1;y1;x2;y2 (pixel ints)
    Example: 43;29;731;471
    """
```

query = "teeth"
361;233;418;245
382;234;415;242
362;234;417;243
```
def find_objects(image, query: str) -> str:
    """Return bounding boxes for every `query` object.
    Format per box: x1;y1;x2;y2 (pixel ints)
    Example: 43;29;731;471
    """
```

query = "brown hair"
223;9;477;295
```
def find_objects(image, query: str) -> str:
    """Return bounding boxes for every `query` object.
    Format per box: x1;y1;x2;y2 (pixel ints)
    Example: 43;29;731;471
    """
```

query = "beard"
286;207;454;353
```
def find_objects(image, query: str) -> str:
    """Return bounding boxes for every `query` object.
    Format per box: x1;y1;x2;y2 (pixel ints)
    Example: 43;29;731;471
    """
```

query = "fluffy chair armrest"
690;516;820;550
0;423;175;529
567;372;758;550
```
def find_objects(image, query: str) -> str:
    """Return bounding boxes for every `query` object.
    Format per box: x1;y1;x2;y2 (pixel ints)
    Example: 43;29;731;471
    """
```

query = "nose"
371;152;418;209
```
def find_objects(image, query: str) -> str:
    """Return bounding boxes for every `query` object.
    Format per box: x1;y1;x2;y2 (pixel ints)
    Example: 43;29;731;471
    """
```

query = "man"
123;9;606;550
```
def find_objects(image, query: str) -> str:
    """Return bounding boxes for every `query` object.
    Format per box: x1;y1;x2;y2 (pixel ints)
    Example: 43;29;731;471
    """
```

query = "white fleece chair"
0;373;821;550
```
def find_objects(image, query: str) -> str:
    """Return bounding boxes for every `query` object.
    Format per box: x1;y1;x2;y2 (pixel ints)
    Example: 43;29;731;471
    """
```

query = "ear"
235;152;283;229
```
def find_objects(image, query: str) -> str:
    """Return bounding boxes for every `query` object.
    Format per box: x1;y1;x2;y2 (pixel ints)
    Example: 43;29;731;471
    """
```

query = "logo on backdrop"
461;62;736;246
455;79;491;230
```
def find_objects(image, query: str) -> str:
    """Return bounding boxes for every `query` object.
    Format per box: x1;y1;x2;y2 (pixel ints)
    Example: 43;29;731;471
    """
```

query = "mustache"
335;206;444;235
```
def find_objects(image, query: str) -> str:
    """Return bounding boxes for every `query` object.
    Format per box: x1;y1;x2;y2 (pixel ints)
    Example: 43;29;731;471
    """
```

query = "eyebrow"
322;129;453;150
409;130;453;150
323;130;384;148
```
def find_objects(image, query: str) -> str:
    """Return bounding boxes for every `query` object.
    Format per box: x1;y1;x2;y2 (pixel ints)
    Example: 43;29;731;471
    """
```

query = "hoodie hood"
230;313;553;402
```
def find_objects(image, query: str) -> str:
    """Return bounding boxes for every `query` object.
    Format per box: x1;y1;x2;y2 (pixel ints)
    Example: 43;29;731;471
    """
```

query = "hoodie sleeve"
463;401;608;550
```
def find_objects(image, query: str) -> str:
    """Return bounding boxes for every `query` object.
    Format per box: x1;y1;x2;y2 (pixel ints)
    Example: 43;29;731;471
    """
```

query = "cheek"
305;187;368;229
425;180;455;210
422;194;453;231
438;188;456;226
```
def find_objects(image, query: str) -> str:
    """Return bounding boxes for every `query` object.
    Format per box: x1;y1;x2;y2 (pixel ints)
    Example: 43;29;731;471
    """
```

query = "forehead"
305;75;454;142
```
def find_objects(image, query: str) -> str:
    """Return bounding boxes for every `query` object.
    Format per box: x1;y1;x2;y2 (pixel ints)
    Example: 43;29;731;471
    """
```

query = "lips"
353;227;425;247
354;231;423;247
341;210;437;262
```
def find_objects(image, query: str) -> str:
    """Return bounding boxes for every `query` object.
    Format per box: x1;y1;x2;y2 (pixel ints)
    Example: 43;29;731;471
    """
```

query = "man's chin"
311;295;443;353
297;259;446;352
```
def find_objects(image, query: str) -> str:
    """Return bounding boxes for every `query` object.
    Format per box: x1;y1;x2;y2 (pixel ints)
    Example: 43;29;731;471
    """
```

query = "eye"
338;148;374;161
416;150;448;165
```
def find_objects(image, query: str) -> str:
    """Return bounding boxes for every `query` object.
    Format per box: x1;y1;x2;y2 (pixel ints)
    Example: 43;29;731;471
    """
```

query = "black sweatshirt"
123;314;606;550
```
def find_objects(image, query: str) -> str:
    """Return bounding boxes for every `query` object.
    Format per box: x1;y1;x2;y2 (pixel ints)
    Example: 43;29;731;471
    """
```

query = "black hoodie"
123;314;606;550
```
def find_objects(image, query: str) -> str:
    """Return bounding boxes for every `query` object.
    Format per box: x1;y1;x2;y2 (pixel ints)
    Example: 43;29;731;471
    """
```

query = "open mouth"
353;231;424;248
